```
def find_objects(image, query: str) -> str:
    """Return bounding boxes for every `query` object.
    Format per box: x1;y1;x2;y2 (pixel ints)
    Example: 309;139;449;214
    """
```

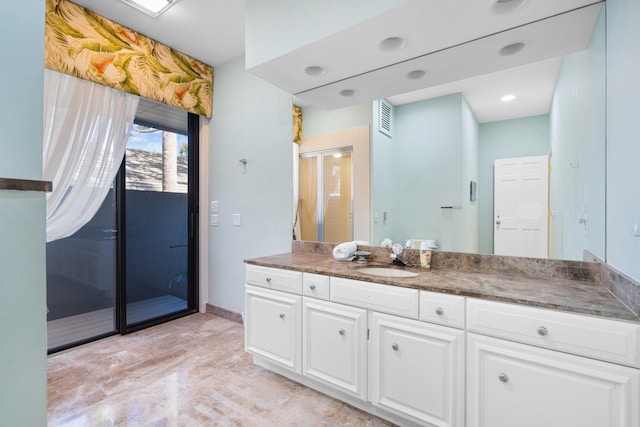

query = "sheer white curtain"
43;70;139;242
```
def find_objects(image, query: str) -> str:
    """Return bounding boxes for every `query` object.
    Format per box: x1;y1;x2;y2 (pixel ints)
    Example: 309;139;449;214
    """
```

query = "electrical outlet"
211;200;219;213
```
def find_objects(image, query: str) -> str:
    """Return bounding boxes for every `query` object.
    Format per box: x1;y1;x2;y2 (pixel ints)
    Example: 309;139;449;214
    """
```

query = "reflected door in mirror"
300;150;353;242
494;155;549;258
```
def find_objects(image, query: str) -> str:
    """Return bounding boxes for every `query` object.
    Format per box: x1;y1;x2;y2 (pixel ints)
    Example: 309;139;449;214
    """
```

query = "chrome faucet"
389;243;413;267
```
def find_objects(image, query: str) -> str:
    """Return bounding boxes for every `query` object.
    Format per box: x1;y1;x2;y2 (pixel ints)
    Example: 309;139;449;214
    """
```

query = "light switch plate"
211;201;219;213
232;214;241;226
210;214;219;226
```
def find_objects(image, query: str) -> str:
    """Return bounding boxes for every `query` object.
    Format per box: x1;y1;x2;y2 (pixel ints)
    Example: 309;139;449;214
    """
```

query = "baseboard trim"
205;304;243;324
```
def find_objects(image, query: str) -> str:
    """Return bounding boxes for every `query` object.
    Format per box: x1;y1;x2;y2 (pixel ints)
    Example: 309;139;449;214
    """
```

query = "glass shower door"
299;149;353;242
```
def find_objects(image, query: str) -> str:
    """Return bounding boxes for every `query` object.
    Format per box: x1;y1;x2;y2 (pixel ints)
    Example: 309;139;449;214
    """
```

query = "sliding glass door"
46;102;198;351
122;119;195;328
46;188;118;351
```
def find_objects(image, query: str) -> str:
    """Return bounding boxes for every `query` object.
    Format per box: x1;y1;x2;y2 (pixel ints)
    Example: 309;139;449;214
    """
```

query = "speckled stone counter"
245;252;640;323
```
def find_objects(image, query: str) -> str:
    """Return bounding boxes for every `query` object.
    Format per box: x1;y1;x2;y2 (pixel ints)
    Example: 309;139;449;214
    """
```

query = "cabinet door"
245;285;302;374
303;298;368;400
370;312;465;427
467;333;640;427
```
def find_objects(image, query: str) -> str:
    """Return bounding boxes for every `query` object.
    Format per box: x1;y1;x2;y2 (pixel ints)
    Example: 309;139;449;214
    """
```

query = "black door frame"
117;112;200;334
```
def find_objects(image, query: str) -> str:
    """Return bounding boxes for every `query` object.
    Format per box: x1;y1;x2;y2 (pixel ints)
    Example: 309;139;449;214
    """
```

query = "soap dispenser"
420;242;432;269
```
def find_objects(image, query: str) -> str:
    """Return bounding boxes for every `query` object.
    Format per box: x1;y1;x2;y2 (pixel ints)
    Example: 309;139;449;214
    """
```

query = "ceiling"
72;0;245;67
70;0;602;123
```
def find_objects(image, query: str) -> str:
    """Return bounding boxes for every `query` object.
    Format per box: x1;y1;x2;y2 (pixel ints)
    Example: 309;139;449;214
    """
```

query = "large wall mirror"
295;3;606;262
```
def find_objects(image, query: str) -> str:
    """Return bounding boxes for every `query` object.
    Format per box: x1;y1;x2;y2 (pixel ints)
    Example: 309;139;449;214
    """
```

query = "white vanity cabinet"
245;284;302;374
244;263;640;427
244;265;303;374
369;312;465;427
302;297;368;400
466;299;640;427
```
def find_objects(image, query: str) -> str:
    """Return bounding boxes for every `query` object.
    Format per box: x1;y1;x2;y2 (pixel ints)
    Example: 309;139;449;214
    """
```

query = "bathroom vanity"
244;251;640;427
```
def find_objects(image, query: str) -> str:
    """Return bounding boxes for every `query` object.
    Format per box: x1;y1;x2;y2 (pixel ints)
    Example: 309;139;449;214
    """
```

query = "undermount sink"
357;267;420;278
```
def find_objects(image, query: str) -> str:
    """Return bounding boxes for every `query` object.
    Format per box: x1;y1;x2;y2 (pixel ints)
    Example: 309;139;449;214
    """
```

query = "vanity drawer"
245;265;302;294
467;298;640;368
419;291;465;329
331;277;419;319
302;273;330;300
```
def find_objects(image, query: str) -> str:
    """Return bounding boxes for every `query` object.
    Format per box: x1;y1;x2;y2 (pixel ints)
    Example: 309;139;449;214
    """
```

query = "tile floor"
47;313;393;426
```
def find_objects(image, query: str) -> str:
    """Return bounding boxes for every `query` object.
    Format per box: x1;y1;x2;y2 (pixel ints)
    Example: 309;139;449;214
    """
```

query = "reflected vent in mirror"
378;99;393;137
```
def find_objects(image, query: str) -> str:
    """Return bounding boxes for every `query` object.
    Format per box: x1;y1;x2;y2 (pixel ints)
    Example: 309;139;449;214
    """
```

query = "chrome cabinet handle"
339;329;345;336
435;307;444;315
537;326;548;336
498;373;509;383
392;343;399;351
309;284;316;290
266;277;272;283
279;313;285;319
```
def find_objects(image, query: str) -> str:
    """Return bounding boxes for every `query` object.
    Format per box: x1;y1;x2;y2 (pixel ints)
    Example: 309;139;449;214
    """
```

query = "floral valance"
45;0;213;118
293;105;302;143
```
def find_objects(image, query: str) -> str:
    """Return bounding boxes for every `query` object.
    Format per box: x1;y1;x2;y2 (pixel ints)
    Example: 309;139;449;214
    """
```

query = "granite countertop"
245;252;640;323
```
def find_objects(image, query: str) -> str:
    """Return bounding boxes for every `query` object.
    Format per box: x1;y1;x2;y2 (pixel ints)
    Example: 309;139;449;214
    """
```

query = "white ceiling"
70;0;602;123
72;0;245;67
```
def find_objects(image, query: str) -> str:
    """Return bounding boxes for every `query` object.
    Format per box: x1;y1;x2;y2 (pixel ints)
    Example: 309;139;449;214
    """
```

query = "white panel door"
245;285;302;374
494;155;549;258
370;312;465;427
467;333;640;427
303;298;368;400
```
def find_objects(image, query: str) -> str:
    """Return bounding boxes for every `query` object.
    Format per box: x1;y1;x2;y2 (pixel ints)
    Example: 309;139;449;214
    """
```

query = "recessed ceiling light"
333;153;343;158
304;65;326;76
501;94;516;102
406;69;428;80
120;0;176;17
491;0;527;14
339;89;357;97
378;37;406;52
499;42;526;56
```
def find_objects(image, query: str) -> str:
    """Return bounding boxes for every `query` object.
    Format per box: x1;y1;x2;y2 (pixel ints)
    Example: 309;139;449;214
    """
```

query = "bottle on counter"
420;241;432;269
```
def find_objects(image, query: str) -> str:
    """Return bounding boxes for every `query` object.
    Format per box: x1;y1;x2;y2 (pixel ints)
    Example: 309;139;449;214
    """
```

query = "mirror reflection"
295;6;605;262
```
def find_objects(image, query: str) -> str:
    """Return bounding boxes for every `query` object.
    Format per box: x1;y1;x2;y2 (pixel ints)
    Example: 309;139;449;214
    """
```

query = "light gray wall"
208;56;293;313
392;94;465;249
0;2;47;425
478;115;550;255
372;100;397;245
549;9;606;261
301;103;372;138
607;0;640;281
459;97;479;253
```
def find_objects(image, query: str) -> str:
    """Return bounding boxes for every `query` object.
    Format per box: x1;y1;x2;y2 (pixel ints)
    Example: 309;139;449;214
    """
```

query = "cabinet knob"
339;329;345;336
309;284;316;290
435;307;444;315
266;277;272;283
537;326;548;336
498;373;509;383
279;313;285;319
391;343;399;351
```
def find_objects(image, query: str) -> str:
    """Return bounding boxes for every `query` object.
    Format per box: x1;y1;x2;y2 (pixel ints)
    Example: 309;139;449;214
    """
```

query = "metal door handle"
339;329;345;336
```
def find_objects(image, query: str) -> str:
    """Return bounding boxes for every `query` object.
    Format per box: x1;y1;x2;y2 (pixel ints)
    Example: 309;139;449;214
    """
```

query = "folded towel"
333;241;358;260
